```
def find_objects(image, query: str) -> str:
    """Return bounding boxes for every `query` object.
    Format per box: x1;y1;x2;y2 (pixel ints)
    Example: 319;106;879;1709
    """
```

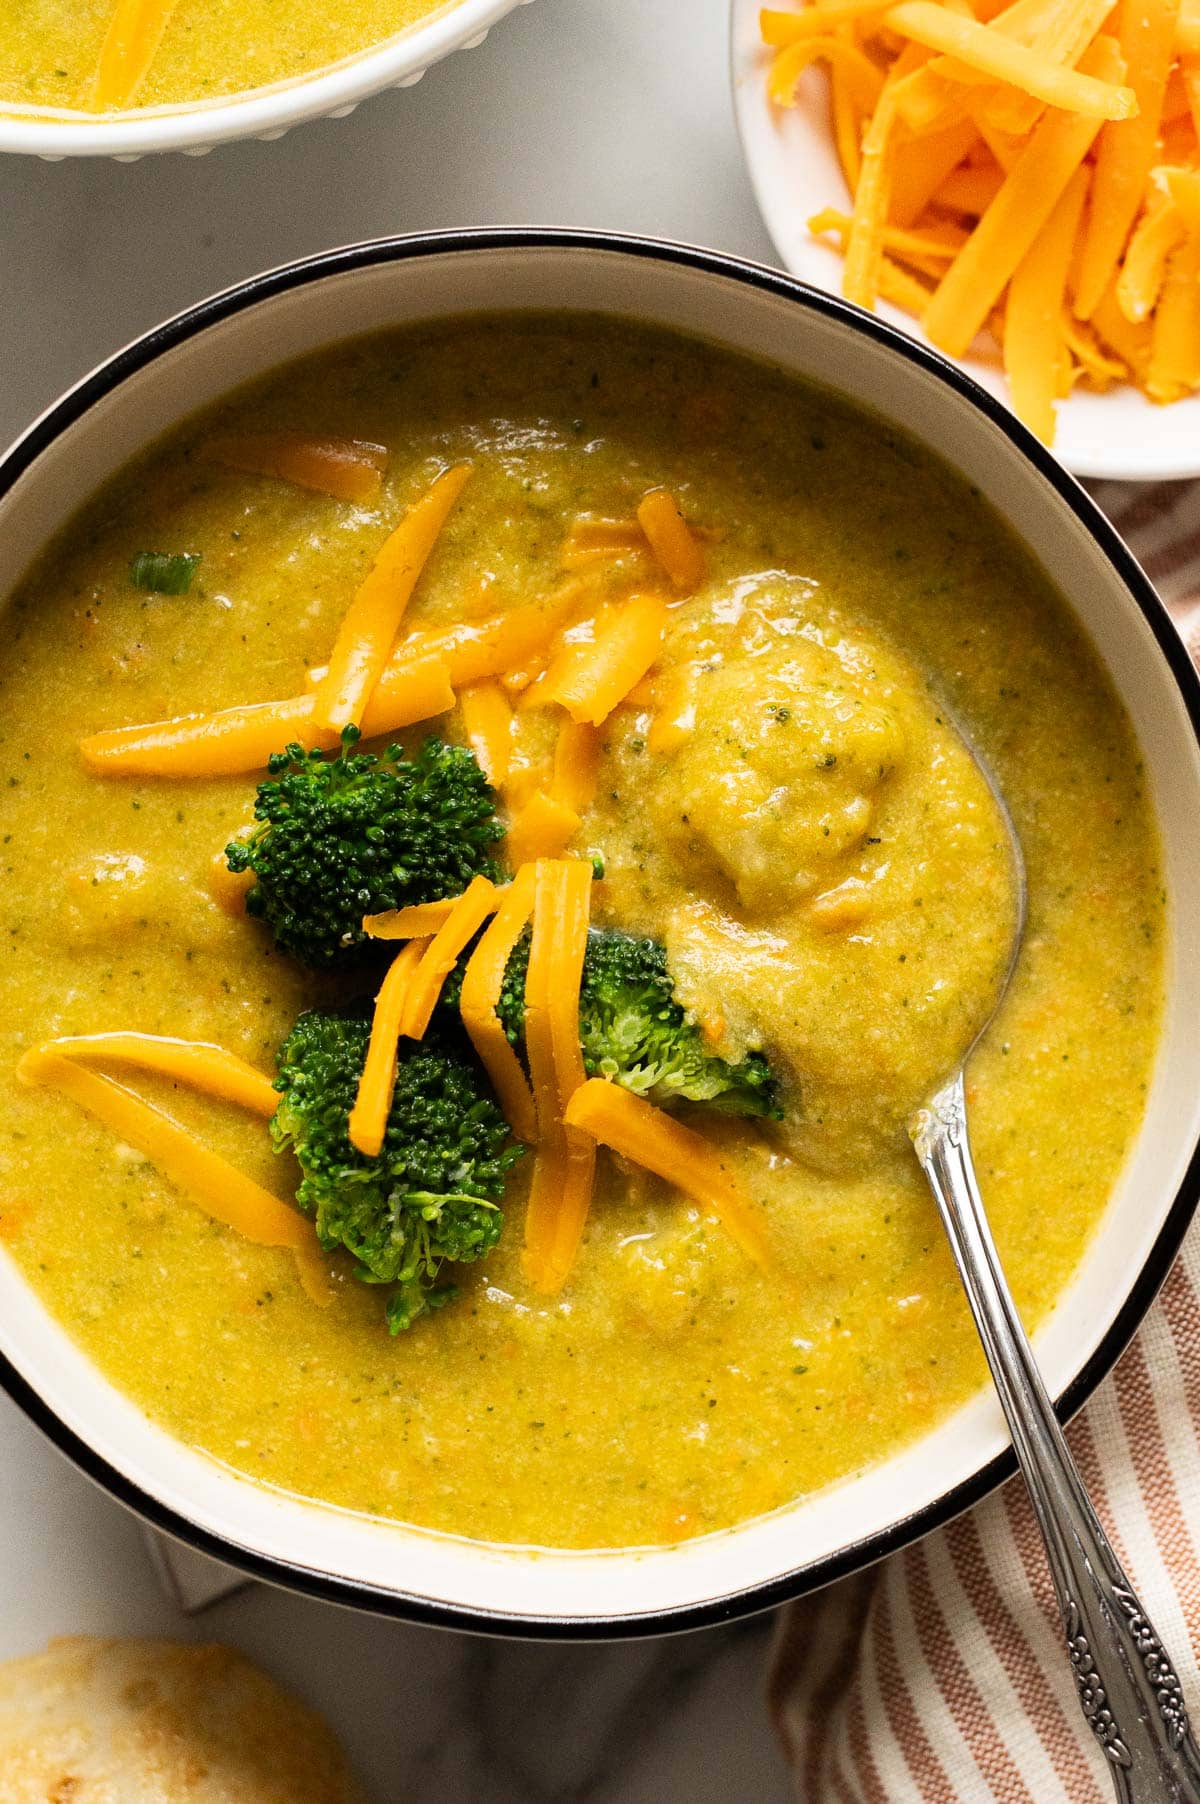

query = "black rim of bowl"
1;227;1198;1640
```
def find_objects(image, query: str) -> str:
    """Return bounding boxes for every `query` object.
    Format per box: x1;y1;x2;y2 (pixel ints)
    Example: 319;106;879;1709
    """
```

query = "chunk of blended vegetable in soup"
619;580;1021;1169
649;634;906;910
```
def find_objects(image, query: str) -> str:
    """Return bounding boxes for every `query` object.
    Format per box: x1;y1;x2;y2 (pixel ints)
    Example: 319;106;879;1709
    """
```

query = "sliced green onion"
129;551;201;595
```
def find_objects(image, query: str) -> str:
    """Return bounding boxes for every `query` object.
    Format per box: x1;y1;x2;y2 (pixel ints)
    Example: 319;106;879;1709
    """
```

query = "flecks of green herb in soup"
0;316;1163;1550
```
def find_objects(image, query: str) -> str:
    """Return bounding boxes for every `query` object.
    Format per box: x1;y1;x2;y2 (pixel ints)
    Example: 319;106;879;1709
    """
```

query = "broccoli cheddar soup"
0;318;1163;1550
0;0;455;116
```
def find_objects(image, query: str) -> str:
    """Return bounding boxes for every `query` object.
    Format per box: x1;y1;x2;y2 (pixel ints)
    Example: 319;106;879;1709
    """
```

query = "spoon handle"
912;1071;1200;1803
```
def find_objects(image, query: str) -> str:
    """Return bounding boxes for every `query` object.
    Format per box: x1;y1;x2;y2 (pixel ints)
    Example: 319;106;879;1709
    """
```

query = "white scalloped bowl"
730;0;1200;482
0;0;531;161
1;232;1199;1635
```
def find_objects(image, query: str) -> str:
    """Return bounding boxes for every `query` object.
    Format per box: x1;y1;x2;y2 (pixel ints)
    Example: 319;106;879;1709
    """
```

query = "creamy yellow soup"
0;0;454;115
0;318;1163;1549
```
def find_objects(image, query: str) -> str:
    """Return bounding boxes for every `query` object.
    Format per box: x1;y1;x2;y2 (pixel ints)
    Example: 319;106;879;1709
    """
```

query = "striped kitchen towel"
770;477;1200;1804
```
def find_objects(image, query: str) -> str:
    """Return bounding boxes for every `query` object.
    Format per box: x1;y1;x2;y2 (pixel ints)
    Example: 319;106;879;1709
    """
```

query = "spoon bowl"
910;739;1200;1802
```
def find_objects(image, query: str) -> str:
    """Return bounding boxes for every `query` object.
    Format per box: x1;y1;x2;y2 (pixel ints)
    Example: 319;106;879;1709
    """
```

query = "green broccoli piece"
492;928;781;1118
272;1008;525;1331
226;730;504;970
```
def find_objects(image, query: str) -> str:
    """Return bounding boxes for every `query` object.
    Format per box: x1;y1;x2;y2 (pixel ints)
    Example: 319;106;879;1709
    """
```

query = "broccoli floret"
272;1008;525;1331
495;928;781;1118
226;730;504;970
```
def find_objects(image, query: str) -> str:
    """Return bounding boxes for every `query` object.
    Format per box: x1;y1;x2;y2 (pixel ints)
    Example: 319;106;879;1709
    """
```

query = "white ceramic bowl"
730;0;1200;483
0;0;530;161
1;231;1199;1635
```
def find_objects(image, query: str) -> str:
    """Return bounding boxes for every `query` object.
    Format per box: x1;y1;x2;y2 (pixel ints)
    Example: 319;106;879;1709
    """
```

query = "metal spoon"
909;754;1200;1803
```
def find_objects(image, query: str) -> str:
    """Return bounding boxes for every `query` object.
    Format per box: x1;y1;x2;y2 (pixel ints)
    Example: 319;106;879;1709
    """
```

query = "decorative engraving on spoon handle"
912;1072;1200;1803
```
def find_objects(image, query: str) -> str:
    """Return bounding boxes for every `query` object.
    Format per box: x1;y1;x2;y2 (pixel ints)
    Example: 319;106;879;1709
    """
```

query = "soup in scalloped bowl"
0;0;461;117
0;314;1162;1551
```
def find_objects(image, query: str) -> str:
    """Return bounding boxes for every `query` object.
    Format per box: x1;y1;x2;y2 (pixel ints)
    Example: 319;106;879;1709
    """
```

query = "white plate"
729;0;1200;482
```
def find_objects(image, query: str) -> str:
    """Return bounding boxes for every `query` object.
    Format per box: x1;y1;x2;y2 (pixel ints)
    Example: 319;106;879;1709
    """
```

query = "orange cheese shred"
1183;56;1200;137
958;99;1022;174
1182;0;1200;50
981;0;1119;135
350;654;458;738
399;875;500;1042
762;0;890;43
878;256;939;318
889;116;981;226
1003;167;1090;442
844;84;902;308
810;206;967;266
1061;313;1127;386
348;939;428;1158
203;434;388;504
536;594;669;726
930;162;1007;217
1073;0;1180;319
1146;231;1200;401
17;1048;330;1305
81;692;313;779
830;54;865;190
1091;279;1154;378
623;673;660;709
79;655;454;779
885;0;1137;115
362;888;507;940
1116;192;1186;322
767;32;886;109
310;463;471;739
32;1032;279;1119
1158;165;1200;233
541;879;592;1137
522;1142;582;1296
891;63;963;138
923;34;1125;357
314;592;579;699
459;864;538;1144
635;490;708;595
550;718;602;814
505;790;582;866
90;0;178;110
514;606;613;715
521;858;594;1293
502;759;553;813
458;680;515;787
564;1079;771;1269
765;0;1196;422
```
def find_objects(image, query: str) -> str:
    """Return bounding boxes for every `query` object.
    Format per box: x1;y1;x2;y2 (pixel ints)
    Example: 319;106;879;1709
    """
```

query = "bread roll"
0;1637;366;1802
